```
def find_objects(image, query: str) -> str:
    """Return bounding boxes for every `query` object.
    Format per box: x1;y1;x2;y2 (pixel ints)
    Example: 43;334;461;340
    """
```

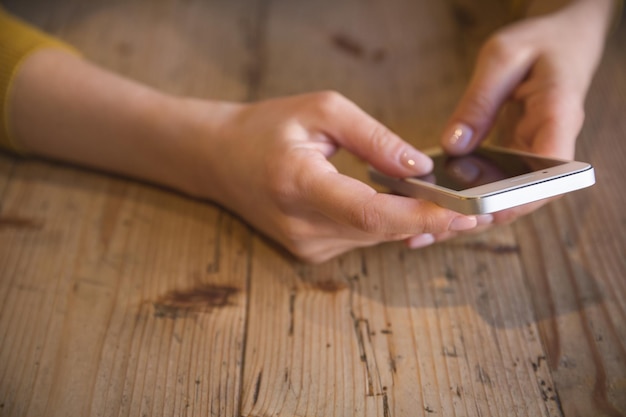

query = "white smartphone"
369;145;595;215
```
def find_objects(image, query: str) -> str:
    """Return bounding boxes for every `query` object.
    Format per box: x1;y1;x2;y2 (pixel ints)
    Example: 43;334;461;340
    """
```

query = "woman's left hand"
404;0;615;248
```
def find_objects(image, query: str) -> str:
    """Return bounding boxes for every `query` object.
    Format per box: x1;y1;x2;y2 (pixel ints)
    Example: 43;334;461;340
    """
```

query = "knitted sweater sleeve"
0;7;79;154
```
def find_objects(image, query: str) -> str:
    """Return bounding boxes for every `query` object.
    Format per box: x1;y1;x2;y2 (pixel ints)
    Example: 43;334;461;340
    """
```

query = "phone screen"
418;148;568;191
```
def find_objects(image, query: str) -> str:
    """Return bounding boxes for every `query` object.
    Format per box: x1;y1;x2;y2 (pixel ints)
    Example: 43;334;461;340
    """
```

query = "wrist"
160;96;244;204
527;0;615;33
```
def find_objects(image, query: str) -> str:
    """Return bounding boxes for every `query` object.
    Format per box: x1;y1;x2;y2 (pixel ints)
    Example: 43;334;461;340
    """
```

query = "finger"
406;212;494;249
304;91;433;177
291;231;413;264
441;33;537;155
406;233;436;249
513;82;583;159
281;208;414;243
305;168;478;236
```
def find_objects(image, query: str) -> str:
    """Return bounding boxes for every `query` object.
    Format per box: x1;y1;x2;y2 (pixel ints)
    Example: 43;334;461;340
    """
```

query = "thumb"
441;37;535;155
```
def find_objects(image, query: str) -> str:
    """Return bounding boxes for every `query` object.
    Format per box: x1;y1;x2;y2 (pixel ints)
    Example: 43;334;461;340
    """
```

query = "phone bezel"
369;146;596;214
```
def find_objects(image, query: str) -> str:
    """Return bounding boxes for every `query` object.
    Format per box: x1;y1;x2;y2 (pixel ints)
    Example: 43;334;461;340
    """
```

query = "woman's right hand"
180;92;481;263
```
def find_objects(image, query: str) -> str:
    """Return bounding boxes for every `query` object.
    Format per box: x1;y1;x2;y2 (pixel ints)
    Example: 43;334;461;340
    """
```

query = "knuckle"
348;200;384;234
464;90;497;121
367;123;394;154
310;90;347;114
480;32;519;67
414;206;455;234
264;147;312;208
418;214;440;234
264;156;301;209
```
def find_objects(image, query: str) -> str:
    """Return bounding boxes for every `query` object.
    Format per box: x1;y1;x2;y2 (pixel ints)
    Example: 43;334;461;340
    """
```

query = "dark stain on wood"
288;291;296;336
445;265;458;281
116;41;133;57
353;316;378;396
383;393;391;417
331;33;387;63
0;216;44;230
153;284;238;319
443;345;458;358
371;48;386;62
312;278;348;293
252;370;263;406
476;365;492;386
194;378;201;402
243;0;271;101
451;4;476;29
361;254;369;276
463;241;520;254
332;33;365;58
531;355;546;372
388;355;397;374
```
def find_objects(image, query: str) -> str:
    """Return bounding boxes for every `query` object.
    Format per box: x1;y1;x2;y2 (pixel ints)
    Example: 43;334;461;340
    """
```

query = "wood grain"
1;1;254;416
1;0;625;416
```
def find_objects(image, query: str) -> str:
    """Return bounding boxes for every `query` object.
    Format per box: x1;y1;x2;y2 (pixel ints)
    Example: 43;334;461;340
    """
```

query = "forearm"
531;0;615;94
10;48;231;200
525;0;616;37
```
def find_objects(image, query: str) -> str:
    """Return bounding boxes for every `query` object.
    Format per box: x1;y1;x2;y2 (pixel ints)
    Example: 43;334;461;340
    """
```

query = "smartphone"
369;145;595;215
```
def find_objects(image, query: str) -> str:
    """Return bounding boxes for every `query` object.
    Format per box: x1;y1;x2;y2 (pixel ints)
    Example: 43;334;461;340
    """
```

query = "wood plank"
238;0;567;416
0;161;250;416
0;0;255;415
1;0;625;415
513;23;626;416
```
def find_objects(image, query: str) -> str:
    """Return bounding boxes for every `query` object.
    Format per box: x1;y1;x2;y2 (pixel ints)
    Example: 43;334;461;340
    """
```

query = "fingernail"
450;215;477;231
444;123;473;153
401;148;432;174
408;233;435;249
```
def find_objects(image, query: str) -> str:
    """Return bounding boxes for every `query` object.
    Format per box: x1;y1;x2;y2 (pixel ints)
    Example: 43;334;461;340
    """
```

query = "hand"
430;0;613;241
9;49;478;263
180;92;480;263
442;0;613;159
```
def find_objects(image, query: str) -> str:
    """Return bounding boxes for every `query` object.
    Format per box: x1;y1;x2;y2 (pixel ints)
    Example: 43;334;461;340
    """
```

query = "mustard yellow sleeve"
0;7;79;154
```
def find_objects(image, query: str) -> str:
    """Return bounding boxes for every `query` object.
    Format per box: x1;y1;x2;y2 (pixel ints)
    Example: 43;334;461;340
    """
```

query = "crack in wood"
0;215;44;229
349;277;392;414
252;370;263;406
288;291;296;336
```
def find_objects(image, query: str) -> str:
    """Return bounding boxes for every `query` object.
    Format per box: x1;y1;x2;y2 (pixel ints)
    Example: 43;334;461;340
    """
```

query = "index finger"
304;91;433;178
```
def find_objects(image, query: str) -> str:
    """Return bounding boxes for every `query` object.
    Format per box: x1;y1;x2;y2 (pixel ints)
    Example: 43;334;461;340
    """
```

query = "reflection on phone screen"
419;148;567;191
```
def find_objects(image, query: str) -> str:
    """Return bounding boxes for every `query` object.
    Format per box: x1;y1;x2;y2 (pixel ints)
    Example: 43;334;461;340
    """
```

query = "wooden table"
1;1;625;416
